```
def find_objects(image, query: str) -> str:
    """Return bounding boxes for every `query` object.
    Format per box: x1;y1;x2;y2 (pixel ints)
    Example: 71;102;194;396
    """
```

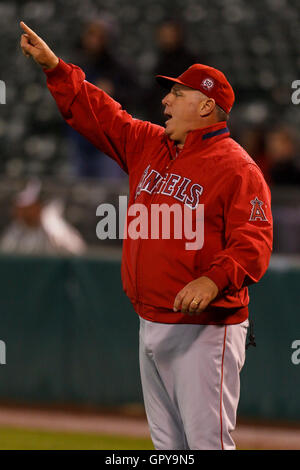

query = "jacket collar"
165;121;230;158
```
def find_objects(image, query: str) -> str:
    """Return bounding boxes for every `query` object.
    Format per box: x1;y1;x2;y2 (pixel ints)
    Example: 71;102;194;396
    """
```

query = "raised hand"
20;21;59;69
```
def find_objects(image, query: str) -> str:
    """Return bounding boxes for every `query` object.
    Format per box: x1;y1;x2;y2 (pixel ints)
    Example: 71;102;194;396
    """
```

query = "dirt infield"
0;405;299;449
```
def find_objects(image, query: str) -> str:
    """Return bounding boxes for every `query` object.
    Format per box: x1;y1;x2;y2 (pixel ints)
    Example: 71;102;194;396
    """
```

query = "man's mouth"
164;112;172;124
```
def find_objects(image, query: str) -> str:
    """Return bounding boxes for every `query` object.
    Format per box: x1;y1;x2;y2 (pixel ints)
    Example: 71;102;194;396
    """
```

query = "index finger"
173;291;184;312
20;21;40;39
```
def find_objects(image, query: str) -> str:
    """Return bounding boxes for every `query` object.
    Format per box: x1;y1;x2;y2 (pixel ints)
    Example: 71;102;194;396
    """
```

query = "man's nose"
162;92;171;106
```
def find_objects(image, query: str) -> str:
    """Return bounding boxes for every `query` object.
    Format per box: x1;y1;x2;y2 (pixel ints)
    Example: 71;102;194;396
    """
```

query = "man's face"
162;84;207;145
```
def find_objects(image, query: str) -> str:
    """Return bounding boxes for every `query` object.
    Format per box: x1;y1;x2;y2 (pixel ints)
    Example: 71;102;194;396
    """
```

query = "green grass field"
0;426;154;450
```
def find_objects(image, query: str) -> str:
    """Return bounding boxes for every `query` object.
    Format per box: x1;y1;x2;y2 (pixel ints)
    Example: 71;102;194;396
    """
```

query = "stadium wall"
0;254;299;422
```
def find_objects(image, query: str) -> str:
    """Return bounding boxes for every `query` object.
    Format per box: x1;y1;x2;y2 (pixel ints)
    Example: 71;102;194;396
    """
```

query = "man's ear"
199;98;216;117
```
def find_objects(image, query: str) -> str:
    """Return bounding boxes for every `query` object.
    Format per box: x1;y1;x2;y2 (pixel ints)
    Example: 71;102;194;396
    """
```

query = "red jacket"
45;59;273;325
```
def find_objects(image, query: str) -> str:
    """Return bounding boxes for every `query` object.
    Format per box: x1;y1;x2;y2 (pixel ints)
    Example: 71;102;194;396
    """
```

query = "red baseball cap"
156;64;235;114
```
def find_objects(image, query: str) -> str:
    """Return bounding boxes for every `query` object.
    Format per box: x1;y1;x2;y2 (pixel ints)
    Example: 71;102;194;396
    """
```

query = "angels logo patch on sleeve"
249;196;268;221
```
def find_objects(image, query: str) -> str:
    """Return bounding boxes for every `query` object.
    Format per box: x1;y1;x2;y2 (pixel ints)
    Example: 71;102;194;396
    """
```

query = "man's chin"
164;130;173;140
165;133;178;143
164;126;175;140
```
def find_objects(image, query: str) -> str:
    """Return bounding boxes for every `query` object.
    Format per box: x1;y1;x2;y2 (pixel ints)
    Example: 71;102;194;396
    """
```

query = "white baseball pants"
139;317;249;450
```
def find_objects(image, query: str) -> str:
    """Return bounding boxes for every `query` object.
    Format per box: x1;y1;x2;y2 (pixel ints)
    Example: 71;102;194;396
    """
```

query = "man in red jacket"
20;22;273;450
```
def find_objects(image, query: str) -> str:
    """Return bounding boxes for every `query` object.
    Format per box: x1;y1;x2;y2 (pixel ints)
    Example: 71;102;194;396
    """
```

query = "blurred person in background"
236;123;300;255
264;126;300;187
240;125;300;188
239;126;270;183
143;20;203;125
0;180;86;255
262;126;300;253
68;17;139;179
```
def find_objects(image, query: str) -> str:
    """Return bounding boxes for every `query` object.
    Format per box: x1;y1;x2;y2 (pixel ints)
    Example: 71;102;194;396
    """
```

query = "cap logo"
201;77;214;90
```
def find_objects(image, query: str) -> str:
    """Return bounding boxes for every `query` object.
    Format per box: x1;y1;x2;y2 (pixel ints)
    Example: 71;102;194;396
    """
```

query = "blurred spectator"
74;17;138;110
143;20;202;125
264;126;300;186
240;125;300;187
153;21;199;77
68;18;139;179
0;180;86;255
260;126;300;253
239;126;270;183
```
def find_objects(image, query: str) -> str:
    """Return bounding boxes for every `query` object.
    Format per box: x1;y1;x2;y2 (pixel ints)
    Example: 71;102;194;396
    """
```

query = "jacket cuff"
202;265;230;292
43;58;71;80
